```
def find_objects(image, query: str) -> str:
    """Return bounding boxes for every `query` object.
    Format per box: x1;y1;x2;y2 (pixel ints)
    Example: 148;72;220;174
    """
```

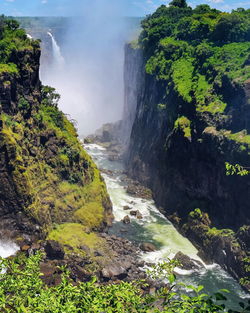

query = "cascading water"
85;143;250;310
0;241;18;258
47;32;65;68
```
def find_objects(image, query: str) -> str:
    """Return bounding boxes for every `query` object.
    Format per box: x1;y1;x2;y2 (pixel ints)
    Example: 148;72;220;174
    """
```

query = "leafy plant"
0;253;249;313
225;162;250;176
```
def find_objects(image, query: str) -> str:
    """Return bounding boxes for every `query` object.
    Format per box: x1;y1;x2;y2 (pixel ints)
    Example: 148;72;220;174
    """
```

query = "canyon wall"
123;4;250;289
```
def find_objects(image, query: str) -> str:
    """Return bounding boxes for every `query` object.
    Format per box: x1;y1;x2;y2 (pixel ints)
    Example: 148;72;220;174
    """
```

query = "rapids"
85;143;250;310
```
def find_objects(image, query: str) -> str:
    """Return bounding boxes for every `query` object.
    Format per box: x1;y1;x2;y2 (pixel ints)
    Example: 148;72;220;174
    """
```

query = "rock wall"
126;44;250;230
124;43;250;289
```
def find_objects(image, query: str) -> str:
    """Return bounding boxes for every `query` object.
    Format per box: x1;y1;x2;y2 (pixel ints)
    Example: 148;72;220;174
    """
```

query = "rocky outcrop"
19;233;146;286
173;252;204;271
179;210;250;291
139;242;157;252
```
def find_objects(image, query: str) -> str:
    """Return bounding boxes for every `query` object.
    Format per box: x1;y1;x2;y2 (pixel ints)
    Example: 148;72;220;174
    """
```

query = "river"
85;143;250;310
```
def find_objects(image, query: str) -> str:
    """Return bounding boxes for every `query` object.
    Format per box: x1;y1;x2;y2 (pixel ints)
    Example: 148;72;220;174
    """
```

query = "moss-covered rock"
0;17;113;253
180;209;249;291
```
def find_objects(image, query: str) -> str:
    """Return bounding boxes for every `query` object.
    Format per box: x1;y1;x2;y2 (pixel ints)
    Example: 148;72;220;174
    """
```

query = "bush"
18;97;30;111
0;253;249;312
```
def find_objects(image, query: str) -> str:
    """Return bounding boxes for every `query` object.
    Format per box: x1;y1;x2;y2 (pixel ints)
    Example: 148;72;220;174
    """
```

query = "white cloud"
41;0;48;4
207;0;224;3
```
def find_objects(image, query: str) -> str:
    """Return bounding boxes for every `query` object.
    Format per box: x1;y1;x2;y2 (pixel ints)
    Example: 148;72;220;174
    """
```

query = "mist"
41;0;136;136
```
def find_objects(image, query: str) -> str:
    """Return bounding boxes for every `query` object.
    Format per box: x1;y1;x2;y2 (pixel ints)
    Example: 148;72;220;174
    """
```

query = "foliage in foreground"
0;253;249;313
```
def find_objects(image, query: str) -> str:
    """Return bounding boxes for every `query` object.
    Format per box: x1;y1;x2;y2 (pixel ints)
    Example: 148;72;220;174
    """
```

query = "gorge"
0;2;249;312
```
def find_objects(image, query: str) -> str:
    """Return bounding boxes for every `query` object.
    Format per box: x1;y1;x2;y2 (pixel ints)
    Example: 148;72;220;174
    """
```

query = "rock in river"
140;242;157;252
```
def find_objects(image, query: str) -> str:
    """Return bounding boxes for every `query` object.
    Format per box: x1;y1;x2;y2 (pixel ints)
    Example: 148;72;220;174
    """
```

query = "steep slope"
125;3;250;289
0;17;113;247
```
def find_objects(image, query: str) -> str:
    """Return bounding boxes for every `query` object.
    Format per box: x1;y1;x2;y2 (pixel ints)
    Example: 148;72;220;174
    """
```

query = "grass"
48;223;115;272
48;223;105;254
74;202;104;229
225;130;250;147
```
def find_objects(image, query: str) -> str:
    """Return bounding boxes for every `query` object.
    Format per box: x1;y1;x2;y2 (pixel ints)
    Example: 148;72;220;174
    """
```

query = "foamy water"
85;143;250;308
0;241;19;258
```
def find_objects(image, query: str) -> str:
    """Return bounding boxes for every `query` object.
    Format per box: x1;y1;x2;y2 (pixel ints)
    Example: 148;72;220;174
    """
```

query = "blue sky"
0;0;249;17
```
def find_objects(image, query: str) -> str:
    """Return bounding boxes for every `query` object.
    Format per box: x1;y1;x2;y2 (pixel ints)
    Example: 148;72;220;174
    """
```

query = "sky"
0;0;249;17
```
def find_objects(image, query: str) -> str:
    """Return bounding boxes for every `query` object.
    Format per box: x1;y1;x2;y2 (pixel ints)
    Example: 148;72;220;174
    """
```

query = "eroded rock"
123;215;131;224
44;240;65;260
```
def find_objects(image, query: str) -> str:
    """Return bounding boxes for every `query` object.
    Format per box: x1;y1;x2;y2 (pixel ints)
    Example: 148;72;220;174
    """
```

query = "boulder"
123;215;131;224
140;242;157;252
123;205;132;211
44;240;65;260
173;252;204;270
21;245;31;252
130;210;143;219
101;260;132;280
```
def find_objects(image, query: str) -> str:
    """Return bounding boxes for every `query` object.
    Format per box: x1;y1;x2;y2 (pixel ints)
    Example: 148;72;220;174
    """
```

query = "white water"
85;143;250;308
0;241;18;258
47;32;65;68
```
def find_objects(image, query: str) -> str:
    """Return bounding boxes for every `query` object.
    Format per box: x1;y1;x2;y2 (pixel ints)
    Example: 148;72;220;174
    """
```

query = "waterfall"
122;44;143;147
0;241;18;258
47;32;65;68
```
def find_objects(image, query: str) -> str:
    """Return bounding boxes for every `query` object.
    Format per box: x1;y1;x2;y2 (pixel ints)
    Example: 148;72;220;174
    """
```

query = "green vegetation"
207;227;235;237
48;223;109;259
0;63;18;74
174;116;191;138
140;2;250;117
1;253;249;312
0;15;39;74
225;162;250;176
172;58;194;103
189;208;203;219
0;60;111;252
187;209;250;289
226;131;250;147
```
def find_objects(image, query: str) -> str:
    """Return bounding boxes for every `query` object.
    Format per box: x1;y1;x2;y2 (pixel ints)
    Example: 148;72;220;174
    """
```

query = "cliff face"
127;69;250;229
0;18;112;243
124;5;250;288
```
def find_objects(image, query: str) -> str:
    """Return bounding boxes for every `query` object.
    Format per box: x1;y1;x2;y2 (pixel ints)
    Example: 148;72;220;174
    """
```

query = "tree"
169;0;187;8
5;19;19;31
41;85;60;108
212;13;250;42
